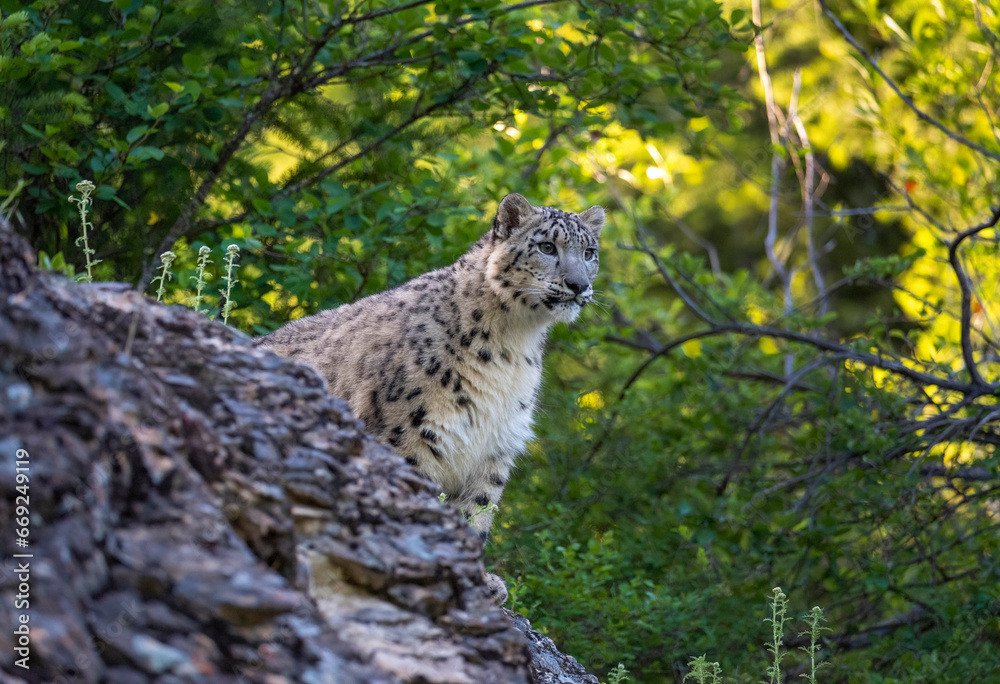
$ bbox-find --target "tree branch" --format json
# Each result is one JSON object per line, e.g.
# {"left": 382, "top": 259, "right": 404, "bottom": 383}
{"left": 753, "top": 0, "right": 791, "bottom": 321}
{"left": 521, "top": 120, "right": 572, "bottom": 180}
{"left": 137, "top": 0, "right": 564, "bottom": 289}
{"left": 277, "top": 70, "right": 490, "bottom": 200}
{"left": 819, "top": 0, "right": 1000, "bottom": 164}
{"left": 947, "top": 206, "right": 1000, "bottom": 387}
{"left": 789, "top": 69, "right": 826, "bottom": 315}
{"left": 718, "top": 353, "right": 851, "bottom": 495}
{"left": 607, "top": 316, "right": 989, "bottom": 397}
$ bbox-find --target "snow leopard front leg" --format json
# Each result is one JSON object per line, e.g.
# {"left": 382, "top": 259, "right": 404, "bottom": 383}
{"left": 459, "top": 474, "right": 510, "bottom": 605}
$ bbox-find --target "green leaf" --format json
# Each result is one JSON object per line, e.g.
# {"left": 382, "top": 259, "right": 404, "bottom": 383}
{"left": 105, "top": 81, "right": 126, "bottom": 102}
{"left": 94, "top": 185, "right": 117, "bottom": 200}
{"left": 182, "top": 52, "right": 204, "bottom": 72}
{"left": 128, "top": 146, "right": 165, "bottom": 161}
{"left": 21, "top": 123, "right": 45, "bottom": 138}
{"left": 147, "top": 102, "right": 169, "bottom": 118}
{"left": 183, "top": 80, "right": 202, "bottom": 101}
{"left": 126, "top": 126, "right": 149, "bottom": 144}
{"left": 344, "top": 214, "right": 363, "bottom": 231}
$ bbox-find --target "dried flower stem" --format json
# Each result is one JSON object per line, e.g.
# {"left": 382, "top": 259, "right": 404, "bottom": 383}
{"left": 221, "top": 244, "right": 240, "bottom": 325}
{"left": 192, "top": 246, "right": 213, "bottom": 313}
{"left": 68, "top": 180, "right": 100, "bottom": 282}
{"left": 152, "top": 251, "right": 176, "bottom": 302}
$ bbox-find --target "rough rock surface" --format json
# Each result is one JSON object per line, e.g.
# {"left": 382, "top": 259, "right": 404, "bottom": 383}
{"left": 0, "top": 224, "right": 598, "bottom": 684}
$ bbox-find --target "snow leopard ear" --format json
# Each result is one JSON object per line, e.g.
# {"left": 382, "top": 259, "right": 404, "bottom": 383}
{"left": 578, "top": 205, "right": 605, "bottom": 239}
{"left": 492, "top": 193, "right": 535, "bottom": 240}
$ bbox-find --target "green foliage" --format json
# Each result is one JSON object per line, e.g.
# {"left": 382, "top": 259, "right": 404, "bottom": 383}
{"left": 685, "top": 656, "right": 722, "bottom": 684}
{"left": 3, "top": 0, "right": 741, "bottom": 327}
{"left": 680, "top": 591, "right": 829, "bottom": 684}
{"left": 35, "top": 250, "right": 75, "bottom": 279}
{"left": 470, "top": 499, "right": 500, "bottom": 522}
{"left": 606, "top": 663, "right": 631, "bottom": 684}
{"left": 9, "top": 1, "right": 1000, "bottom": 682}
{"left": 489, "top": 1, "right": 1000, "bottom": 680}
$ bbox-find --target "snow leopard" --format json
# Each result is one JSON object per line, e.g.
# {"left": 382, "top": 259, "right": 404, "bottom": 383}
{"left": 256, "top": 192, "right": 604, "bottom": 603}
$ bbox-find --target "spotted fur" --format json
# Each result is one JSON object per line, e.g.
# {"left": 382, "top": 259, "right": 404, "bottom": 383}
{"left": 255, "top": 193, "right": 604, "bottom": 599}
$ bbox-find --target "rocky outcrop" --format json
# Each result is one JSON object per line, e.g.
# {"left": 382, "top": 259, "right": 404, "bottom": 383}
{"left": 0, "top": 224, "right": 598, "bottom": 684}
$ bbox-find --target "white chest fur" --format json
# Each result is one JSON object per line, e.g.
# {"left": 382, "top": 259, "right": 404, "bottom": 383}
{"left": 430, "top": 334, "right": 544, "bottom": 494}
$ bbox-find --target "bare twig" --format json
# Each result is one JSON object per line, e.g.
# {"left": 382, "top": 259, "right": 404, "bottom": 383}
{"left": 718, "top": 353, "right": 851, "bottom": 495}
{"left": 947, "top": 206, "right": 1000, "bottom": 387}
{"left": 613, "top": 327, "right": 734, "bottom": 399}
{"left": 634, "top": 232, "right": 716, "bottom": 326}
{"left": 818, "top": 206, "right": 911, "bottom": 217}
{"left": 644, "top": 143, "right": 722, "bottom": 276}
{"left": 753, "top": 0, "right": 790, "bottom": 316}
{"left": 139, "top": 0, "right": 561, "bottom": 289}
{"left": 754, "top": 0, "right": 794, "bottom": 375}
{"left": 819, "top": 0, "right": 1000, "bottom": 164}
{"left": 789, "top": 70, "right": 826, "bottom": 315}
{"left": 521, "top": 120, "right": 572, "bottom": 180}
{"left": 608, "top": 313, "right": 990, "bottom": 396}
{"left": 881, "top": 175, "right": 949, "bottom": 235}
{"left": 670, "top": 214, "right": 722, "bottom": 277}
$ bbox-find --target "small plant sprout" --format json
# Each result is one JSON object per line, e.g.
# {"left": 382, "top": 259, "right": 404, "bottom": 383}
{"left": 437, "top": 492, "right": 448, "bottom": 503}
{"left": 151, "top": 251, "right": 176, "bottom": 302}
{"left": 469, "top": 500, "right": 499, "bottom": 524}
{"left": 605, "top": 662, "right": 630, "bottom": 684}
{"left": 684, "top": 656, "right": 722, "bottom": 684}
{"left": 192, "top": 246, "right": 213, "bottom": 313}
{"left": 799, "top": 606, "right": 828, "bottom": 684}
{"left": 68, "top": 180, "right": 100, "bottom": 282}
{"left": 765, "top": 587, "right": 791, "bottom": 684}
{"left": 221, "top": 243, "right": 240, "bottom": 325}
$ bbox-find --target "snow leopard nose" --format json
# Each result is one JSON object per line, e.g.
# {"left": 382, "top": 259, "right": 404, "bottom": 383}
{"left": 564, "top": 278, "right": 587, "bottom": 295}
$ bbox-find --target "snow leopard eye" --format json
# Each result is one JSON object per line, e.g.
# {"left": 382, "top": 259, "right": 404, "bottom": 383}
{"left": 538, "top": 241, "right": 556, "bottom": 255}
{"left": 584, "top": 248, "right": 597, "bottom": 261}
